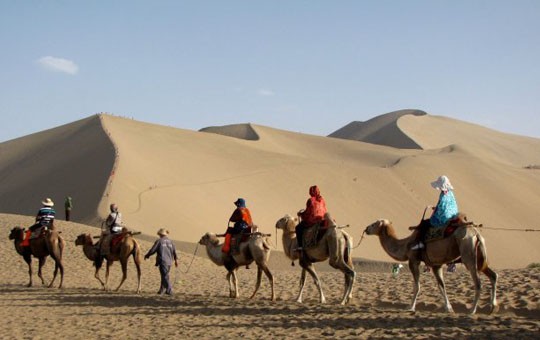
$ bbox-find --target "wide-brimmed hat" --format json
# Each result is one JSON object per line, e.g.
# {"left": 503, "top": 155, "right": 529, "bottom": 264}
{"left": 431, "top": 175, "right": 454, "bottom": 191}
{"left": 157, "top": 228, "right": 169, "bottom": 236}
{"left": 41, "top": 198, "right": 54, "bottom": 207}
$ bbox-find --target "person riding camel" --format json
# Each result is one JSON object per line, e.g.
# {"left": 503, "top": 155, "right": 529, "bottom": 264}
{"left": 100, "top": 203, "right": 123, "bottom": 256}
{"left": 222, "top": 198, "right": 253, "bottom": 254}
{"left": 411, "top": 175, "right": 459, "bottom": 250}
{"left": 296, "top": 185, "right": 327, "bottom": 251}
{"left": 22, "top": 198, "right": 56, "bottom": 246}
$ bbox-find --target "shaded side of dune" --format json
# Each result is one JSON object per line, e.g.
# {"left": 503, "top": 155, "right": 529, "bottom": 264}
{"left": 0, "top": 115, "right": 116, "bottom": 224}
{"left": 329, "top": 109, "right": 426, "bottom": 149}
{"left": 199, "top": 123, "right": 260, "bottom": 141}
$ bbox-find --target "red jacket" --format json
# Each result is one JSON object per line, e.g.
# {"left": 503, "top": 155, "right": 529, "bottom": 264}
{"left": 301, "top": 186, "right": 327, "bottom": 225}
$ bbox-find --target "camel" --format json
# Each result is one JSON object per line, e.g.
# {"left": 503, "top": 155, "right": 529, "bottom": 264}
{"left": 198, "top": 232, "right": 275, "bottom": 301}
{"left": 9, "top": 226, "right": 65, "bottom": 288}
{"left": 275, "top": 214, "right": 355, "bottom": 305}
{"left": 364, "top": 219, "right": 498, "bottom": 315}
{"left": 75, "top": 232, "right": 142, "bottom": 293}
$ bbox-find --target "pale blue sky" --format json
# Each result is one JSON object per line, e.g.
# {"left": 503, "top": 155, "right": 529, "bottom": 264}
{"left": 1, "top": 0, "right": 539, "bottom": 142}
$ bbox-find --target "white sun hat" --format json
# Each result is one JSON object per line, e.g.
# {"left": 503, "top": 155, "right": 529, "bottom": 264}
{"left": 431, "top": 175, "right": 454, "bottom": 191}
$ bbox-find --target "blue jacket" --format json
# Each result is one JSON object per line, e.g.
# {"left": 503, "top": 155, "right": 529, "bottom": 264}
{"left": 430, "top": 190, "right": 459, "bottom": 228}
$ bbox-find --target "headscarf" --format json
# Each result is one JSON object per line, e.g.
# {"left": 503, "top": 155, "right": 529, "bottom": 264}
{"left": 309, "top": 185, "right": 322, "bottom": 201}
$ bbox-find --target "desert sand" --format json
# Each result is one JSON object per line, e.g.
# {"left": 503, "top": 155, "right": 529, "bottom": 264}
{"left": 1, "top": 214, "right": 539, "bottom": 339}
{"left": 1, "top": 110, "right": 539, "bottom": 338}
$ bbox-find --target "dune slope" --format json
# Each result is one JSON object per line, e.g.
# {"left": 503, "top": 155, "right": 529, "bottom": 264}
{"left": 1, "top": 113, "right": 540, "bottom": 268}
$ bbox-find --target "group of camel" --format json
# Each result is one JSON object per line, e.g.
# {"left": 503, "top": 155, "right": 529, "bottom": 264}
{"left": 8, "top": 212, "right": 499, "bottom": 315}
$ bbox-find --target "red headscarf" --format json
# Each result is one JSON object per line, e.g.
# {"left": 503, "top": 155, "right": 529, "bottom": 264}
{"left": 309, "top": 185, "right": 322, "bottom": 201}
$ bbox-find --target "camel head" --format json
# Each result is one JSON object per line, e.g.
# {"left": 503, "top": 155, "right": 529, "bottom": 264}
{"left": 9, "top": 226, "right": 25, "bottom": 241}
{"left": 364, "top": 219, "right": 391, "bottom": 236}
{"left": 75, "top": 233, "right": 92, "bottom": 246}
{"left": 275, "top": 214, "right": 297, "bottom": 232}
{"left": 199, "top": 232, "right": 220, "bottom": 246}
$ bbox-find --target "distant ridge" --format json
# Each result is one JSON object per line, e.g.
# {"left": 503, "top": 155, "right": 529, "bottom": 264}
{"left": 329, "top": 109, "right": 427, "bottom": 149}
{"left": 199, "top": 123, "right": 260, "bottom": 141}
{"left": 0, "top": 115, "right": 116, "bottom": 223}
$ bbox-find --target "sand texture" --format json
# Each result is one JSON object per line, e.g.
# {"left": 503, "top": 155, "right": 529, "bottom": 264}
{"left": 1, "top": 214, "right": 539, "bottom": 339}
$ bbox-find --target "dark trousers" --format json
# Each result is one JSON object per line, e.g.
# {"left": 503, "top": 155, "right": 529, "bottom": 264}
{"left": 295, "top": 221, "right": 307, "bottom": 248}
{"left": 158, "top": 263, "right": 173, "bottom": 294}
{"left": 65, "top": 209, "right": 71, "bottom": 221}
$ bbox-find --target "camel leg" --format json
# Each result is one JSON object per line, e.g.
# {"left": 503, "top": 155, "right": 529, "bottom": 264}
{"left": 24, "top": 255, "right": 33, "bottom": 287}
{"left": 37, "top": 257, "right": 47, "bottom": 286}
{"left": 262, "top": 265, "right": 275, "bottom": 301}
{"left": 115, "top": 258, "right": 128, "bottom": 292}
{"left": 463, "top": 262, "right": 483, "bottom": 315}
{"left": 340, "top": 265, "right": 356, "bottom": 305}
{"left": 48, "top": 253, "right": 64, "bottom": 289}
{"left": 250, "top": 266, "right": 263, "bottom": 299}
{"left": 105, "top": 261, "right": 112, "bottom": 291}
{"left": 48, "top": 262, "right": 58, "bottom": 288}
{"left": 232, "top": 269, "right": 239, "bottom": 298}
{"left": 432, "top": 265, "right": 454, "bottom": 313}
{"left": 408, "top": 260, "right": 421, "bottom": 312}
{"left": 134, "top": 255, "right": 142, "bottom": 294}
{"left": 482, "top": 266, "right": 499, "bottom": 314}
{"left": 226, "top": 272, "right": 234, "bottom": 298}
{"left": 94, "top": 263, "right": 106, "bottom": 289}
{"left": 303, "top": 263, "right": 326, "bottom": 304}
{"left": 296, "top": 269, "right": 308, "bottom": 303}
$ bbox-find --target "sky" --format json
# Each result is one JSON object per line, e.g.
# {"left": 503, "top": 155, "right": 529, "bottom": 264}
{"left": 1, "top": 0, "right": 539, "bottom": 142}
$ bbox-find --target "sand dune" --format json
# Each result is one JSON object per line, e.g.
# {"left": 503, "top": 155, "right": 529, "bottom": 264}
{"left": 328, "top": 109, "right": 427, "bottom": 149}
{"left": 200, "top": 123, "right": 260, "bottom": 141}
{"left": 1, "top": 213, "right": 538, "bottom": 339}
{"left": 1, "top": 112, "right": 539, "bottom": 269}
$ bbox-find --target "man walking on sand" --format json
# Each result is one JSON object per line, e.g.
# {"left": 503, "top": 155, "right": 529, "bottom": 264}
{"left": 144, "top": 228, "right": 178, "bottom": 295}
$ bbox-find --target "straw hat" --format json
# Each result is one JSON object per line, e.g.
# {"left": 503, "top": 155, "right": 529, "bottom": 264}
{"left": 157, "top": 228, "right": 169, "bottom": 236}
{"left": 41, "top": 198, "right": 54, "bottom": 207}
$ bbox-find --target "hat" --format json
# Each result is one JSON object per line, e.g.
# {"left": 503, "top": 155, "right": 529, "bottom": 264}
{"left": 431, "top": 175, "right": 454, "bottom": 191}
{"left": 234, "top": 198, "right": 246, "bottom": 207}
{"left": 41, "top": 198, "right": 54, "bottom": 207}
{"left": 157, "top": 228, "right": 169, "bottom": 236}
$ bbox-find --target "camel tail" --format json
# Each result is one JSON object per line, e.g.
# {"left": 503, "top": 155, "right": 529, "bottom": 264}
{"left": 262, "top": 237, "right": 272, "bottom": 251}
{"left": 475, "top": 232, "right": 489, "bottom": 272}
{"left": 343, "top": 231, "right": 353, "bottom": 265}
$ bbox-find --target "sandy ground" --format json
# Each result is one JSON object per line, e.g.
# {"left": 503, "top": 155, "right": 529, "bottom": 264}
{"left": 1, "top": 215, "right": 538, "bottom": 339}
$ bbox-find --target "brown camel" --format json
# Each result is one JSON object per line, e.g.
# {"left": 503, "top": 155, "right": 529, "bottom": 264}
{"left": 275, "top": 214, "right": 355, "bottom": 305}
{"left": 75, "top": 232, "right": 142, "bottom": 293}
{"left": 364, "top": 219, "right": 498, "bottom": 314}
{"left": 199, "top": 232, "right": 275, "bottom": 301}
{"left": 9, "top": 226, "right": 65, "bottom": 288}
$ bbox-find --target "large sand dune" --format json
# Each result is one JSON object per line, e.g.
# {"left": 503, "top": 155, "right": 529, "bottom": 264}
{"left": 1, "top": 112, "right": 539, "bottom": 268}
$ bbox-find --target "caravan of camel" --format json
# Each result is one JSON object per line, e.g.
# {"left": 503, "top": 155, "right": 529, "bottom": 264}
{"left": 8, "top": 211, "right": 498, "bottom": 316}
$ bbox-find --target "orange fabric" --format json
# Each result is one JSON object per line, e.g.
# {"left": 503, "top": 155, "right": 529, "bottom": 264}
{"left": 222, "top": 233, "right": 232, "bottom": 253}
{"left": 240, "top": 207, "right": 253, "bottom": 226}
{"left": 21, "top": 230, "right": 31, "bottom": 247}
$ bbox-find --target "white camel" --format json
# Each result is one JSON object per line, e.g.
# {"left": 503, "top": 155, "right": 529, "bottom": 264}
{"left": 199, "top": 232, "right": 275, "bottom": 301}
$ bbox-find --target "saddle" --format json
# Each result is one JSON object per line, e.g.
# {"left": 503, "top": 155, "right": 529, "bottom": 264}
{"left": 111, "top": 233, "right": 126, "bottom": 249}
{"left": 424, "top": 213, "right": 472, "bottom": 243}
{"left": 302, "top": 222, "right": 329, "bottom": 250}
{"left": 230, "top": 229, "right": 252, "bottom": 255}
{"left": 29, "top": 226, "right": 48, "bottom": 240}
